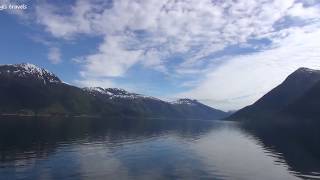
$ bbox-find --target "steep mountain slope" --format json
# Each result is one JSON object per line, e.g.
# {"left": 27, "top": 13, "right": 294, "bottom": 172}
{"left": 221, "top": 67, "right": 320, "bottom": 167}
{"left": 281, "top": 80, "right": 320, "bottom": 120}
{"left": 228, "top": 67, "right": 320, "bottom": 120}
{"left": 0, "top": 63, "right": 227, "bottom": 119}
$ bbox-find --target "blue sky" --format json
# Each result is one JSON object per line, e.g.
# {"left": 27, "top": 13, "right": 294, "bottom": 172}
{"left": 0, "top": 0, "right": 320, "bottom": 111}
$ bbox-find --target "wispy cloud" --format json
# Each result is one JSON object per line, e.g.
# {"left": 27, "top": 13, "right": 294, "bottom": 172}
{"left": 12, "top": 0, "right": 320, "bottom": 110}
{"left": 48, "top": 47, "right": 61, "bottom": 64}
{"left": 34, "top": 0, "right": 299, "bottom": 76}
{"left": 178, "top": 23, "right": 320, "bottom": 110}
{"left": 74, "top": 78, "right": 115, "bottom": 88}
{"left": 80, "top": 36, "right": 143, "bottom": 77}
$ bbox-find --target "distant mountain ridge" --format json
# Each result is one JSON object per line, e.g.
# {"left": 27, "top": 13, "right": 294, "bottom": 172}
{"left": 229, "top": 67, "right": 320, "bottom": 121}
{"left": 82, "top": 87, "right": 227, "bottom": 119}
{"left": 0, "top": 63, "right": 228, "bottom": 120}
{"left": 170, "top": 98, "right": 228, "bottom": 120}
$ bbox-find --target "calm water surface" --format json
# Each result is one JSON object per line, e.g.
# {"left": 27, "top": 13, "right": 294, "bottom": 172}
{"left": 0, "top": 116, "right": 319, "bottom": 180}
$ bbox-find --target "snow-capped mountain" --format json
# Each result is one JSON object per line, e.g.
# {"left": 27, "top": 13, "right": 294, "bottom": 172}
{"left": 0, "top": 63, "right": 61, "bottom": 84}
{"left": 0, "top": 63, "right": 228, "bottom": 119}
{"left": 170, "top": 98, "right": 200, "bottom": 106}
{"left": 83, "top": 87, "right": 162, "bottom": 101}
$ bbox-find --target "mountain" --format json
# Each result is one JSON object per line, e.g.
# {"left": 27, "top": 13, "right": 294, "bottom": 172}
{"left": 83, "top": 87, "right": 228, "bottom": 119}
{"left": 0, "top": 63, "right": 228, "bottom": 119}
{"left": 228, "top": 67, "right": 320, "bottom": 120}
{"left": 83, "top": 87, "right": 179, "bottom": 118}
{"left": 281, "top": 79, "right": 320, "bottom": 120}
{"left": 230, "top": 68, "right": 320, "bottom": 163}
{"left": 0, "top": 63, "right": 106, "bottom": 115}
{"left": 0, "top": 63, "right": 61, "bottom": 84}
{"left": 83, "top": 87, "right": 161, "bottom": 101}
{"left": 170, "top": 99, "right": 228, "bottom": 120}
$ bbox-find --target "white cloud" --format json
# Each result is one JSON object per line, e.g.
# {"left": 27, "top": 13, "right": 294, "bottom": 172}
{"left": 287, "top": 2, "right": 320, "bottom": 19}
{"left": 74, "top": 78, "right": 115, "bottom": 88}
{"left": 35, "top": 1, "right": 98, "bottom": 38}
{"left": 48, "top": 47, "right": 61, "bottom": 64}
{"left": 34, "top": 0, "right": 297, "bottom": 77}
{"left": 178, "top": 23, "right": 320, "bottom": 111}
{"left": 80, "top": 36, "right": 143, "bottom": 77}
{"left": 28, "top": 0, "right": 320, "bottom": 110}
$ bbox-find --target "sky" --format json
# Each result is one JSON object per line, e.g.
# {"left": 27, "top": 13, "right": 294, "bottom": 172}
{"left": 0, "top": 0, "right": 320, "bottom": 111}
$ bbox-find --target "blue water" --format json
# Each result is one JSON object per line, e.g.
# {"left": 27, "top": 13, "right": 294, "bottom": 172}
{"left": 0, "top": 117, "right": 319, "bottom": 180}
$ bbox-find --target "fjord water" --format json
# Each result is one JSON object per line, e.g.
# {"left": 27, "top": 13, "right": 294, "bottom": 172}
{"left": 0, "top": 117, "right": 319, "bottom": 180}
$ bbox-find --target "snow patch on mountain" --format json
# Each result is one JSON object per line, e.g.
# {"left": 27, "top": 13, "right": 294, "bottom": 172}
{"left": 170, "top": 98, "right": 199, "bottom": 105}
{"left": 83, "top": 87, "right": 162, "bottom": 101}
{"left": 0, "top": 63, "right": 61, "bottom": 84}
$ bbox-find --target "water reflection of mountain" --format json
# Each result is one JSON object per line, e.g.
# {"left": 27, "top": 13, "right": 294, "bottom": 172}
{"left": 0, "top": 116, "right": 215, "bottom": 162}
{"left": 243, "top": 121, "right": 320, "bottom": 179}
